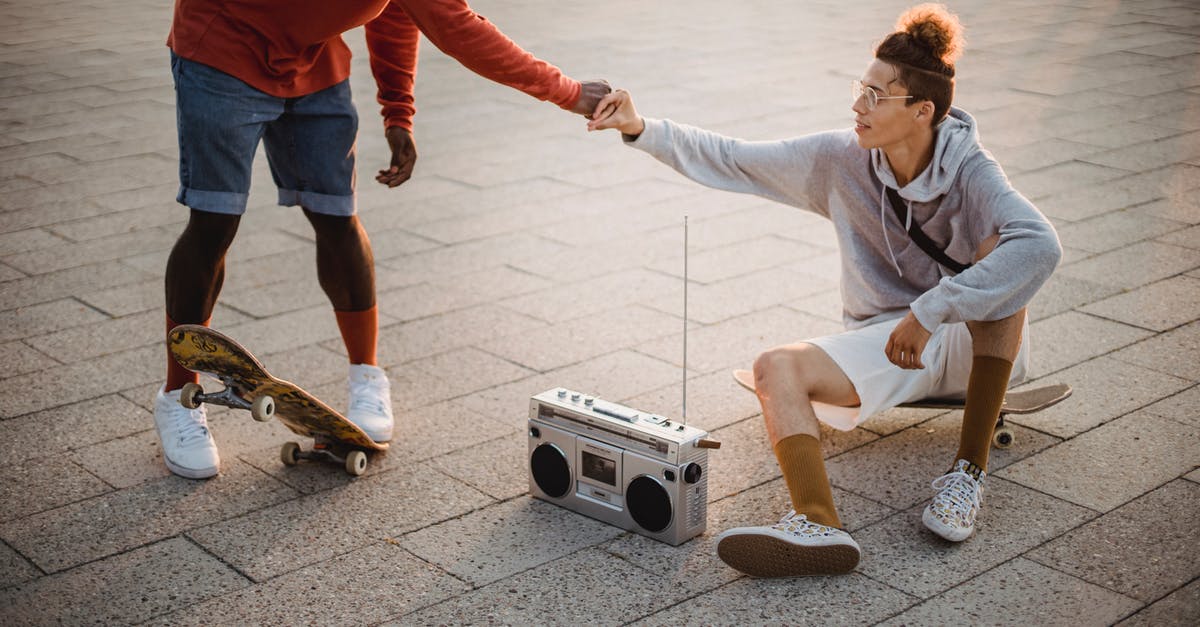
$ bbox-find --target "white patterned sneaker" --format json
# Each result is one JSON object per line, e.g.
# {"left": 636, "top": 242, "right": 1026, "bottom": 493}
{"left": 715, "top": 510, "right": 861, "bottom": 577}
{"left": 153, "top": 385, "right": 219, "bottom": 479}
{"left": 346, "top": 364, "right": 393, "bottom": 442}
{"left": 922, "top": 459, "right": 985, "bottom": 542}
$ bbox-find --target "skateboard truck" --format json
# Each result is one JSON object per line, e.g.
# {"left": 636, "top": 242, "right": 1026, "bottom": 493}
{"left": 281, "top": 437, "right": 368, "bottom": 476}
{"left": 178, "top": 380, "right": 276, "bottom": 422}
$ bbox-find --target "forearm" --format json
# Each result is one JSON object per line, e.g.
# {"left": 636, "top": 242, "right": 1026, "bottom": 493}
{"left": 365, "top": 3, "right": 421, "bottom": 130}
{"left": 910, "top": 219, "right": 1062, "bottom": 328}
{"left": 394, "top": 0, "right": 580, "bottom": 109}
{"left": 627, "top": 117, "right": 815, "bottom": 208}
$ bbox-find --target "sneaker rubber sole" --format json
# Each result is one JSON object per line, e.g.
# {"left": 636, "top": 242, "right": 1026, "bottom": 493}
{"left": 161, "top": 452, "right": 219, "bottom": 480}
{"left": 922, "top": 507, "right": 973, "bottom": 542}
{"left": 717, "top": 532, "right": 860, "bottom": 577}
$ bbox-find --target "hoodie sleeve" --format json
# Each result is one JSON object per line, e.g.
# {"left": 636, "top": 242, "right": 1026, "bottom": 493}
{"left": 910, "top": 156, "right": 1062, "bottom": 329}
{"left": 364, "top": 2, "right": 421, "bottom": 131}
{"left": 625, "top": 117, "right": 836, "bottom": 215}
{"left": 394, "top": 0, "right": 580, "bottom": 110}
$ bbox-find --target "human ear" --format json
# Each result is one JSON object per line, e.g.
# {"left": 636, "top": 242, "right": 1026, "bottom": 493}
{"left": 916, "top": 100, "right": 934, "bottom": 121}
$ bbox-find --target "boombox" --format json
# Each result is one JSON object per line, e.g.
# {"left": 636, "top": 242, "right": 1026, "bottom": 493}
{"left": 527, "top": 388, "right": 719, "bottom": 545}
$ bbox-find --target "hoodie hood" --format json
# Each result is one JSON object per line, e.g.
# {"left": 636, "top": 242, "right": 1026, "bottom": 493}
{"left": 871, "top": 106, "right": 980, "bottom": 202}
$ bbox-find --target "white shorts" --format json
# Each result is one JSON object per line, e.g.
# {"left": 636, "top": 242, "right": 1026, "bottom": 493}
{"left": 804, "top": 316, "right": 1030, "bottom": 431}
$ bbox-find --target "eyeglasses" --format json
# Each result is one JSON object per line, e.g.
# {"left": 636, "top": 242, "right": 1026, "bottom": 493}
{"left": 851, "top": 80, "right": 913, "bottom": 110}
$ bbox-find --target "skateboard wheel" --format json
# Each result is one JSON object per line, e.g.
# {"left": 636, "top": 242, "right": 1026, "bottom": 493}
{"left": 251, "top": 395, "right": 275, "bottom": 422}
{"left": 345, "top": 450, "right": 367, "bottom": 476}
{"left": 280, "top": 442, "right": 301, "bottom": 466}
{"left": 179, "top": 383, "right": 203, "bottom": 410}
{"left": 993, "top": 426, "right": 1014, "bottom": 449}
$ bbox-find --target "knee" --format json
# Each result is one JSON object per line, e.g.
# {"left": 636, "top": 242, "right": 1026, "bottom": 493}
{"left": 306, "top": 211, "right": 361, "bottom": 240}
{"left": 178, "top": 210, "right": 240, "bottom": 256}
{"left": 753, "top": 347, "right": 803, "bottom": 391}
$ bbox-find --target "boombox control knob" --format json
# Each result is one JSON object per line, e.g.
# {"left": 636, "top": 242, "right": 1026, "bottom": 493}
{"left": 683, "top": 462, "right": 703, "bottom": 484}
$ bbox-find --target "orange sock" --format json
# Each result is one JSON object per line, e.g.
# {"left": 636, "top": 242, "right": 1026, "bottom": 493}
{"left": 335, "top": 306, "right": 378, "bottom": 366}
{"left": 164, "top": 314, "right": 205, "bottom": 392}
{"left": 955, "top": 355, "right": 1014, "bottom": 471}
{"left": 774, "top": 434, "right": 842, "bottom": 528}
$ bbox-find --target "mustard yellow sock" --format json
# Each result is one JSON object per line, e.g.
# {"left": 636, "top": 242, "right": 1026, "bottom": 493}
{"left": 955, "top": 355, "right": 1014, "bottom": 471}
{"left": 773, "top": 434, "right": 841, "bottom": 528}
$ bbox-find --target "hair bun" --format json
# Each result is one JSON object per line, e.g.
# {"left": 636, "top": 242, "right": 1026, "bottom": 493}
{"left": 897, "top": 3, "right": 965, "bottom": 67}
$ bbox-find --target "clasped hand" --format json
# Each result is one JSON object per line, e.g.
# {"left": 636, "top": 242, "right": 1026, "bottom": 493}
{"left": 586, "top": 89, "right": 645, "bottom": 136}
{"left": 886, "top": 312, "right": 932, "bottom": 370}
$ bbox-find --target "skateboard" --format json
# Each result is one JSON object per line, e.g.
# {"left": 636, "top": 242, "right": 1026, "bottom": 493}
{"left": 167, "top": 324, "right": 388, "bottom": 475}
{"left": 731, "top": 369, "right": 1071, "bottom": 449}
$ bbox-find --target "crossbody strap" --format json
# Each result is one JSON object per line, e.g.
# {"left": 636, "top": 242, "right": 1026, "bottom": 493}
{"left": 885, "top": 187, "right": 972, "bottom": 275}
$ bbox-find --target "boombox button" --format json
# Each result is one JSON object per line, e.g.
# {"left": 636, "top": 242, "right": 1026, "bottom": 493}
{"left": 683, "top": 462, "right": 703, "bottom": 484}
{"left": 663, "top": 469, "right": 676, "bottom": 482}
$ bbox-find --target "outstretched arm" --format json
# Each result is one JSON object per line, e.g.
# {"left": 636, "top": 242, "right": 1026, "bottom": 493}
{"left": 588, "top": 89, "right": 834, "bottom": 213}
{"left": 388, "top": 0, "right": 608, "bottom": 115}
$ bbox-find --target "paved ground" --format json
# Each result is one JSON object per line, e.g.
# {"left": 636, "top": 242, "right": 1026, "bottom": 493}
{"left": 1, "top": 0, "right": 1198, "bottom": 624}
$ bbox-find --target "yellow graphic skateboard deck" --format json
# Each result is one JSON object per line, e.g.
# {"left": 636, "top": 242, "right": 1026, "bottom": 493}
{"left": 168, "top": 324, "right": 387, "bottom": 475}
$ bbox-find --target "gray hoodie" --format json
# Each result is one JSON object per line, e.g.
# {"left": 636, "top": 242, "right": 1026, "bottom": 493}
{"left": 625, "top": 107, "right": 1062, "bottom": 331}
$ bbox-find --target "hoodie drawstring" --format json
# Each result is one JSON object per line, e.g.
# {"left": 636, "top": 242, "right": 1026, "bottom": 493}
{"left": 880, "top": 186, "right": 904, "bottom": 279}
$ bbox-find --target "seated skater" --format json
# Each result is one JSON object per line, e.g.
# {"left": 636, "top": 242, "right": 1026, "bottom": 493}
{"left": 156, "top": 0, "right": 610, "bottom": 479}
{"left": 588, "top": 4, "right": 1060, "bottom": 576}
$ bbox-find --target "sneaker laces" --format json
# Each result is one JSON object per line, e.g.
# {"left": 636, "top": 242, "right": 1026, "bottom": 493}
{"left": 170, "top": 405, "right": 211, "bottom": 446}
{"left": 349, "top": 378, "right": 388, "bottom": 414}
{"left": 930, "top": 470, "right": 982, "bottom": 515}
{"left": 774, "top": 510, "right": 839, "bottom": 536}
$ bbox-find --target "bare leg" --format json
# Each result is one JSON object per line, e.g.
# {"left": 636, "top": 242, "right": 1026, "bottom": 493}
{"left": 164, "top": 209, "right": 241, "bottom": 323}
{"left": 163, "top": 209, "right": 240, "bottom": 391}
{"left": 753, "top": 343, "right": 860, "bottom": 528}
{"left": 753, "top": 344, "right": 861, "bottom": 445}
{"left": 303, "top": 209, "right": 375, "bottom": 311}
{"left": 304, "top": 209, "right": 379, "bottom": 366}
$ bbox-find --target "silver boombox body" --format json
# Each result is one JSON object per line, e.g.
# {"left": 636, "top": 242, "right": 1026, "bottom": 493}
{"left": 527, "top": 388, "right": 711, "bottom": 545}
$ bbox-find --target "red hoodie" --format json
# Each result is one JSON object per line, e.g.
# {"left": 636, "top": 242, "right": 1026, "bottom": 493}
{"left": 167, "top": 0, "right": 582, "bottom": 131}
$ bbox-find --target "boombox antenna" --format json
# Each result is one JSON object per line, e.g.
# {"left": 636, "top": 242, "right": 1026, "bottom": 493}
{"left": 682, "top": 215, "right": 688, "bottom": 425}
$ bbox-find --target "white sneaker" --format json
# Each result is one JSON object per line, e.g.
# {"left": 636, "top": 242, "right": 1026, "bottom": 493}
{"left": 922, "top": 459, "right": 985, "bottom": 542}
{"left": 716, "top": 510, "right": 861, "bottom": 577}
{"left": 153, "top": 385, "right": 219, "bottom": 479}
{"left": 346, "top": 364, "right": 393, "bottom": 442}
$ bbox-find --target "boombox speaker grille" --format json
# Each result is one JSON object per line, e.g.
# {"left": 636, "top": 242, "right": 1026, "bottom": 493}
{"left": 531, "top": 443, "right": 571, "bottom": 498}
{"left": 627, "top": 476, "right": 672, "bottom": 532}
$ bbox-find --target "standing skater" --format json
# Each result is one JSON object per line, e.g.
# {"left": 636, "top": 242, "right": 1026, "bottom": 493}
{"left": 156, "top": 0, "right": 610, "bottom": 479}
{"left": 589, "top": 4, "right": 1060, "bottom": 575}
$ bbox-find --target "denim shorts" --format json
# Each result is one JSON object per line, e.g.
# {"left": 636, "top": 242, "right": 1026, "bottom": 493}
{"left": 171, "top": 52, "right": 358, "bottom": 216}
